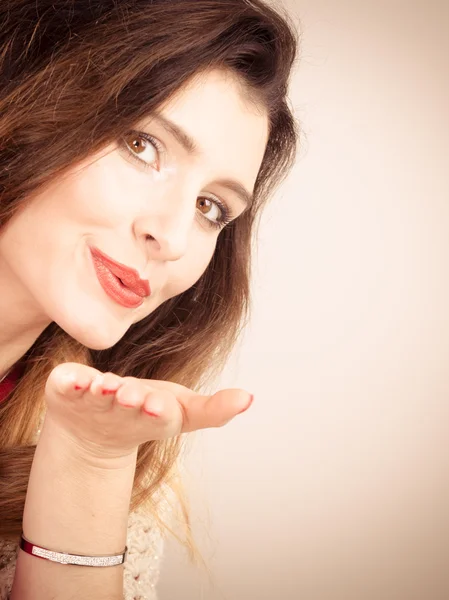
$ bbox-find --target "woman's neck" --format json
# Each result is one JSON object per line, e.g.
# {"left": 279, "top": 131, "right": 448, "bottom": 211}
{"left": 0, "top": 365, "right": 13, "bottom": 383}
{"left": 0, "top": 255, "right": 51, "bottom": 376}
{"left": 0, "top": 330, "right": 43, "bottom": 379}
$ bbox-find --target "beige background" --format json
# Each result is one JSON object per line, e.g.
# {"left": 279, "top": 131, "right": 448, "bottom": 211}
{"left": 158, "top": 1, "right": 449, "bottom": 599}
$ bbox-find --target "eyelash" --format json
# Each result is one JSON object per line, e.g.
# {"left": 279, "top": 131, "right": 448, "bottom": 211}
{"left": 120, "top": 131, "right": 235, "bottom": 230}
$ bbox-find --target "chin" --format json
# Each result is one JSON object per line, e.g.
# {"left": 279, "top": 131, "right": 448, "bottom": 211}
{"left": 80, "top": 337, "right": 122, "bottom": 351}
{"left": 55, "top": 318, "right": 126, "bottom": 351}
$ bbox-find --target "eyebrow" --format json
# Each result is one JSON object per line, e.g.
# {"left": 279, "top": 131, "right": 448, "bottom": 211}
{"left": 214, "top": 178, "right": 254, "bottom": 210}
{"left": 151, "top": 113, "right": 255, "bottom": 209}
{"left": 152, "top": 113, "right": 199, "bottom": 155}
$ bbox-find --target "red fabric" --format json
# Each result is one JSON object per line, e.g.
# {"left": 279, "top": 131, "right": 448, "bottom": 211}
{"left": 0, "top": 362, "right": 25, "bottom": 403}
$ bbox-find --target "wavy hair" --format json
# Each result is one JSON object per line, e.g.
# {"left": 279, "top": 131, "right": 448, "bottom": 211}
{"left": 0, "top": 0, "right": 300, "bottom": 559}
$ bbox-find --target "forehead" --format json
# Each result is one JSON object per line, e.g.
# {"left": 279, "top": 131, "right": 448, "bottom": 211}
{"left": 154, "top": 69, "right": 269, "bottom": 184}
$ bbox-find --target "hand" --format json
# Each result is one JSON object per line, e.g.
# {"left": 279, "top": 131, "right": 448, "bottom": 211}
{"left": 42, "top": 362, "right": 254, "bottom": 462}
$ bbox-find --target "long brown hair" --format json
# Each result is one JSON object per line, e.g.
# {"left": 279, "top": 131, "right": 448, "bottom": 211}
{"left": 0, "top": 0, "right": 299, "bottom": 556}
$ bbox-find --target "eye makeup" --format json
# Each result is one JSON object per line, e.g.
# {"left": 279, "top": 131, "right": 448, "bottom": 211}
{"left": 119, "top": 130, "right": 236, "bottom": 230}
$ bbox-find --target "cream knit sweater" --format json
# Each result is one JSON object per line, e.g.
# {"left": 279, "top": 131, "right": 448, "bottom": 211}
{"left": 0, "top": 409, "right": 170, "bottom": 600}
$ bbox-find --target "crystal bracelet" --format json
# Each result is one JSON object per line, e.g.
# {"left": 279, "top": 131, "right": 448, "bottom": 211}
{"left": 20, "top": 533, "right": 128, "bottom": 567}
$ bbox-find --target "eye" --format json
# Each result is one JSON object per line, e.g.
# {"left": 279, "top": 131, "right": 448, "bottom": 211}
{"left": 121, "top": 130, "right": 237, "bottom": 231}
{"left": 197, "top": 196, "right": 234, "bottom": 230}
{"left": 121, "top": 131, "right": 164, "bottom": 171}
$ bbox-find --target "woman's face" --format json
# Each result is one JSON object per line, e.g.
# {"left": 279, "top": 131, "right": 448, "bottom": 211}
{"left": 0, "top": 69, "right": 268, "bottom": 349}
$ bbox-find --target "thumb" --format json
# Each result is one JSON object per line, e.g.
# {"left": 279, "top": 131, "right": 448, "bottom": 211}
{"left": 182, "top": 389, "right": 254, "bottom": 433}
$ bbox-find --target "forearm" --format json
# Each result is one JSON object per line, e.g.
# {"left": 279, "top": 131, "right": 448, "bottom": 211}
{"left": 11, "top": 416, "right": 138, "bottom": 600}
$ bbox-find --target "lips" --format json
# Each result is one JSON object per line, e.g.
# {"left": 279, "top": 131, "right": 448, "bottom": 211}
{"left": 89, "top": 246, "right": 151, "bottom": 298}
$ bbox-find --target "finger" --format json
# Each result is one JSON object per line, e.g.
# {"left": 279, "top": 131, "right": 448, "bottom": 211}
{"left": 140, "top": 379, "right": 253, "bottom": 423}
{"left": 141, "top": 388, "right": 184, "bottom": 436}
{"left": 47, "top": 362, "right": 102, "bottom": 398}
{"left": 115, "top": 382, "right": 184, "bottom": 436}
{"left": 114, "top": 379, "right": 150, "bottom": 410}
{"left": 88, "top": 372, "right": 124, "bottom": 410}
{"left": 180, "top": 388, "right": 254, "bottom": 433}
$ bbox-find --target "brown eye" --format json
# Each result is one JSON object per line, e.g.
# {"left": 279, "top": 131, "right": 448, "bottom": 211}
{"left": 197, "top": 197, "right": 213, "bottom": 216}
{"left": 196, "top": 196, "right": 234, "bottom": 231}
{"left": 124, "top": 133, "right": 147, "bottom": 154}
{"left": 122, "top": 131, "right": 161, "bottom": 170}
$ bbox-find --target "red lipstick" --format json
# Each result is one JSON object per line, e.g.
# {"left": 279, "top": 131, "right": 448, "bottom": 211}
{"left": 89, "top": 246, "right": 151, "bottom": 309}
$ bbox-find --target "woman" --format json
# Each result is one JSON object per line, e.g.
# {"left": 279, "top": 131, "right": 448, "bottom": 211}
{"left": 0, "top": 0, "right": 299, "bottom": 598}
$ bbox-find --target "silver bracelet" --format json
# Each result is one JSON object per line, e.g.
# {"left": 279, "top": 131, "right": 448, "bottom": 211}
{"left": 20, "top": 532, "right": 128, "bottom": 567}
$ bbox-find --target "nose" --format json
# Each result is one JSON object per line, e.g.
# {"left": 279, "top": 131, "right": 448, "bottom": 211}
{"left": 134, "top": 190, "right": 195, "bottom": 262}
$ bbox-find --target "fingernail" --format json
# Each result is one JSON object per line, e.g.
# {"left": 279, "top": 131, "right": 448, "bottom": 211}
{"left": 143, "top": 397, "right": 164, "bottom": 418}
{"left": 143, "top": 409, "right": 160, "bottom": 418}
{"left": 238, "top": 394, "right": 254, "bottom": 415}
{"left": 92, "top": 373, "right": 104, "bottom": 386}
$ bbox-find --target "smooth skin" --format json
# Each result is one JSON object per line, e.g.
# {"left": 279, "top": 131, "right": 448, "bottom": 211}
{"left": 44, "top": 362, "right": 254, "bottom": 463}
{"left": 0, "top": 69, "right": 268, "bottom": 369}
{"left": 11, "top": 364, "right": 253, "bottom": 599}
{"left": 7, "top": 68, "right": 267, "bottom": 599}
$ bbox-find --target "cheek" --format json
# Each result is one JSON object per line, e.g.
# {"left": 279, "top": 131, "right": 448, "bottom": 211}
{"left": 132, "top": 246, "right": 215, "bottom": 326}
{"left": 66, "top": 157, "right": 131, "bottom": 224}
{"left": 161, "top": 238, "right": 218, "bottom": 300}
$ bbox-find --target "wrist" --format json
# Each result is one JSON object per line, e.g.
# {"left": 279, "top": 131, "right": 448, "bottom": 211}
{"left": 39, "top": 414, "right": 139, "bottom": 472}
{"left": 23, "top": 415, "right": 137, "bottom": 557}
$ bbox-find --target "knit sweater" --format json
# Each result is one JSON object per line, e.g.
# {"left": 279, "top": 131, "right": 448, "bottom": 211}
{"left": 0, "top": 367, "right": 168, "bottom": 600}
